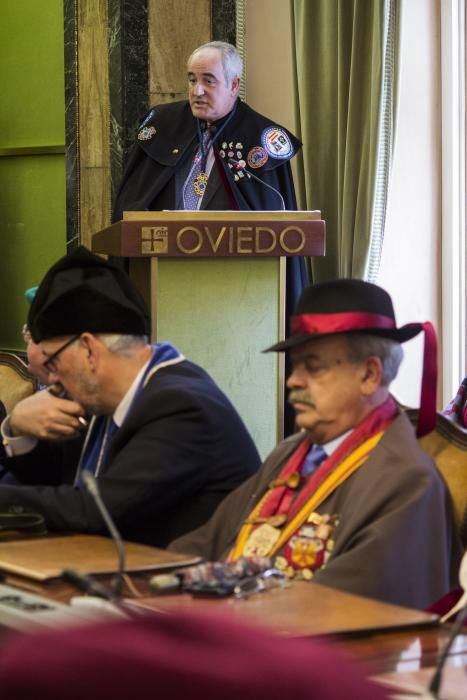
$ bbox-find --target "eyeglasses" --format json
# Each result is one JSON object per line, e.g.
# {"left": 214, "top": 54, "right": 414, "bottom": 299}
{"left": 43, "top": 335, "right": 81, "bottom": 373}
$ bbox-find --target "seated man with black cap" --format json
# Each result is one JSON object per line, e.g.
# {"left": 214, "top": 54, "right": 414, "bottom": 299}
{"left": 172, "top": 279, "right": 463, "bottom": 609}
{"left": 0, "top": 247, "right": 260, "bottom": 547}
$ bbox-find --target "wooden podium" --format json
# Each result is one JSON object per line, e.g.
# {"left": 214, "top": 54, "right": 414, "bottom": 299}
{"left": 92, "top": 211, "right": 325, "bottom": 457}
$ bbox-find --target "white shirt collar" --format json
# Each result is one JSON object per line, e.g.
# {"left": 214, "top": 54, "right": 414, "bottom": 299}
{"left": 320, "top": 429, "right": 353, "bottom": 457}
{"left": 112, "top": 355, "right": 152, "bottom": 427}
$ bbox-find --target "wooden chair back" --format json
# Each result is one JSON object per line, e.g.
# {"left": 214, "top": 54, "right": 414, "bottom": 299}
{"left": 0, "top": 352, "right": 37, "bottom": 415}
{"left": 406, "top": 408, "right": 467, "bottom": 547}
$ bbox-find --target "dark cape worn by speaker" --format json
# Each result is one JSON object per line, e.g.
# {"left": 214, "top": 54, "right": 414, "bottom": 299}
{"left": 112, "top": 99, "right": 302, "bottom": 220}
{"left": 171, "top": 409, "right": 463, "bottom": 609}
{"left": 0, "top": 359, "right": 261, "bottom": 548}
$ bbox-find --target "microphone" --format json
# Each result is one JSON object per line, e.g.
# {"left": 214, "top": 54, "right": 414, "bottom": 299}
{"left": 81, "top": 471, "right": 126, "bottom": 600}
{"left": 420, "top": 551, "right": 467, "bottom": 699}
{"left": 228, "top": 157, "right": 286, "bottom": 210}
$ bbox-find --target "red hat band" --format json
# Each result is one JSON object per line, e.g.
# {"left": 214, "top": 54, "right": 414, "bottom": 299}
{"left": 291, "top": 311, "right": 396, "bottom": 336}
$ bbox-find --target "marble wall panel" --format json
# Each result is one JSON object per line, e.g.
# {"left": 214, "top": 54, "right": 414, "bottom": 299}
{"left": 64, "top": 0, "right": 79, "bottom": 248}
{"left": 212, "top": 0, "right": 236, "bottom": 45}
{"left": 108, "top": 0, "right": 148, "bottom": 195}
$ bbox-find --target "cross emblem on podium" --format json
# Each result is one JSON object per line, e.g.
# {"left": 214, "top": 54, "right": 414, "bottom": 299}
{"left": 141, "top": 227, "right": 169, "bottom": 254}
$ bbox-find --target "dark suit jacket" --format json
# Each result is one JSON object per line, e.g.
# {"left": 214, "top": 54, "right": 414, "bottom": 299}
{"left": 0, "top": 360, "right": 261, "bottom": 547}
{"left": 172, "top": 411, "right": 463, "bottom": 608}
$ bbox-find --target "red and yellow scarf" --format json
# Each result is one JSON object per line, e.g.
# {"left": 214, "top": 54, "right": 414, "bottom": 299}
{"left": 228, "top": 396, "right": 397, "bottom": 562}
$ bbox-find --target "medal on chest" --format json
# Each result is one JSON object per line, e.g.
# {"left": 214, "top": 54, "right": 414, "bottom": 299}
{"left": 192, "top": 171, "right": 208, "bottom": 197}
{"left": 243, "top": 523, "right": 281, "bottom": 557}
{"left": 279, "top": 512, "right": 339, "bottom": 578}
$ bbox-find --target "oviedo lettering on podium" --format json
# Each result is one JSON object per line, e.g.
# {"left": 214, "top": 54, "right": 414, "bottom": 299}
{"left": 141, "top": 223, "right": 311, "bottom": 256}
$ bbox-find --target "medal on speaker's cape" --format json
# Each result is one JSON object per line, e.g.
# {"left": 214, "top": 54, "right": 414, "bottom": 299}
{"left": 191, "top": 106, "right": 238, "bottom": 200}
{"left": 193, "top": 171, "right": 208, "bottom": 197}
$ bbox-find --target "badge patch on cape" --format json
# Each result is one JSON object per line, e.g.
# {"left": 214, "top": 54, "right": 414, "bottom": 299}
{"left": 138, "top": 126, "right": 157, "bottom": 141}
{"left": 247, "top": 146, "right": 268, "bottom": 169}
{"left": 261, "top": 127, "right": 294, "bottom": 159}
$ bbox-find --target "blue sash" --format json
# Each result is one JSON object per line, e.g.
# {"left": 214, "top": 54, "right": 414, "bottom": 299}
{"left": 75, "top": 342, "right": 183, "bottom": 484}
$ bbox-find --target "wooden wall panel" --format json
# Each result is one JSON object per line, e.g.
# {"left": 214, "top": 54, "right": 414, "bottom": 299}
{"left": 77, "top": 0, "right": 111, "bottom": 248}
{"left": 148, "top": 0, "right": 211, "bottom": 105}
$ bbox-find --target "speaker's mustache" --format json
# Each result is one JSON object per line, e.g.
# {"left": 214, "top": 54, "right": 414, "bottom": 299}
{"left": 288, "top": 389, "right": 314, "bottom": 407}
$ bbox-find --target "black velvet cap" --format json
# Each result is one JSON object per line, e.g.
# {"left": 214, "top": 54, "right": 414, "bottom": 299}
{"left": 28, "top": 246, "right": 151, "bottom": 342}
{"left": 266, "top": 278, "right": 422, "bottom": 352}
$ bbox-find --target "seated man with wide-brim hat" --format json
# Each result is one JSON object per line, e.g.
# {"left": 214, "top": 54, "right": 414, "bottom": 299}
{"left": 172, "top": 279, "right": 463, "bottom": 609}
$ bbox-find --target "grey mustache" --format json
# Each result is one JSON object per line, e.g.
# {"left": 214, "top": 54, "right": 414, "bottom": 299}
{"left": 288, "top": 390, "right": 314, "bottom": 407}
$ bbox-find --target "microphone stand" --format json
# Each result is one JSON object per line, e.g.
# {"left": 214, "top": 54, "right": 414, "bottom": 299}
{"left": 420, "top": 602, "right": 467, "bottom": 699}
{"left": 228, "top": 157, "right": 286, "bottom": 210}
{"left": 62, "top": 470, "right": 128, "bottom": 616}
{"left": 81, "top": 471, "right": 126, "bottom": 600}
{"left": 60, "top": 473, "right": 155, "bottom": 622}
{"left": 421, "top": 550, "right": 467, "bottom": 698}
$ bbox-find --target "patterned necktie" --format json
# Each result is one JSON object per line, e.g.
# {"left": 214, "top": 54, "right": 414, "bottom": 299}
{"left": 301, "top": 444, "right": 327, "bottom": 477}
{"left": 183, "top": 128, "right": 211, "bottom": 209}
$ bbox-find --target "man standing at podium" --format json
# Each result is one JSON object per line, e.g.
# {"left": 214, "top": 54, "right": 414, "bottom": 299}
{"left": 112, "top": 41, "right": 307, "bottom": 437}
{"left": 0, "top": 247, "right": 261, "bottom": 547}
{"left": 112, "top": 41, "right": 301, "bottom": 218}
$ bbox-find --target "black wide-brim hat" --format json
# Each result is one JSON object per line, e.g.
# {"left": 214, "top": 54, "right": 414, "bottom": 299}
{"left": 265, "top": 278, "right": 437, "bottom": 438}
{"left": 266, "top": 279, "right": 422, "bottom": 352}
{"left": 28, "top": 246, "right": 151, "bottom": 342}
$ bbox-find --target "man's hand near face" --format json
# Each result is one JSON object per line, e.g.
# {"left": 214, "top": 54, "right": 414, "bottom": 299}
{"left": 9, "top": 389, "right": 87, "bottom": 441}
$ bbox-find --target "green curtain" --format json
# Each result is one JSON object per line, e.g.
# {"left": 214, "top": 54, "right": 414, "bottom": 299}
{"left": 290, "top": 0, "right": 400, "bottom": 282}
